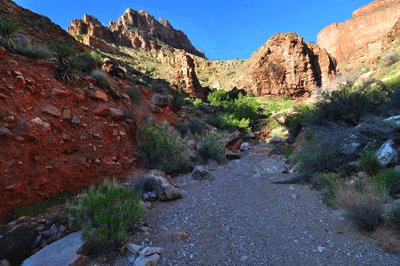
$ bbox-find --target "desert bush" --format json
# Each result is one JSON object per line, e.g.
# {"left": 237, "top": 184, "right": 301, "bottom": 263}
{"left": 207, "top": 89, "right": 230, "bottom": 106}
{"left": 291, "top": 125, "right": 352, "bottom": 172}
{"left": 50, "top": 42, "right": 76, "bottom": 63}
{"left": 188, "top": 120, "right": 204, "bottom": 135}
{"left": 378, "top": 89, "right": 400, "bottom": 117}
{"left": 125, "top": 87, "right": 142, "bottom": 103}
{"left": 269, "top": 126, "right": 287, "bottom": 138}
{"left": 137, "top": 119, "right": 192, "bottom": 175}
{"left": 380, "top": 52, "right": 400, "bottom": 67}
{"left": 85, "top": 49, "right": 104, "bottom": 66}
{"left": 90, "top": 70, "right": 120, "bottom": 97}
{"left": 67, "top": 181, "right": 142, "bottom": 247}
{"left": 334, "top": 185, "right": 387, "bottom": 231}
{"left": 313, "top": 82, "right": 388, "bottom": 125}
{"left": 196, "top": 131, "right": 225, "bottom": 163}
{"left": 387, "top": 202, "right": 400, "bottom": 231}
{"left": 75, "top": 34, "right": 83, "bottom": 41}
{"left": 193, "top": 98, "right": 203, "bottom": 106}
{"left": 72, "top": 54, "right": 97, "bottom": 74}
{"left": 15, "top": 43, "right": 53, "bottom": 59}
{"left": 0, "top": 15, "right": 19, "bottom": 51}
{"left": 373, "top": 168, "right": 400, "bottom": 195}
{"left": 358, "top": 144, "right": 380, "bottom": 175}
{"left": 173, "top": 122, "right": 189, "bottom": 138}
{"left": 316, "top": 172, "right": 344, "bottom": 206}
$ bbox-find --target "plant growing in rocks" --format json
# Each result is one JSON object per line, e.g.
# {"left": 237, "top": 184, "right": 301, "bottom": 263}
{"left": 50, "top": 42, "right": 76, "bottom": 82}
{"left": 0, "top": 15, "right": 19, "bottom": 51}
{"left": 67, "top": 181, "right": 142, "bottom": 247}
{"left": 373, "top": 168, "right": 400, "bottom": 195}
{"left": 333, "top": 184, "right": 387, "bottom": 231}
{"left": 196, "top": 131, "right": 225, "bottom": 164}
{"left": 137, "top": 119, "right": 193, "bottom": 175}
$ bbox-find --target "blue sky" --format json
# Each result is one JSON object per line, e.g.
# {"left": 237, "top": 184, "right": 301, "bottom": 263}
{"left": 14, "top": 0, "right": 372, "bottom": 60}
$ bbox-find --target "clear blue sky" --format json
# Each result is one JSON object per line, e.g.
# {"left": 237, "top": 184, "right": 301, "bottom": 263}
{"left": 14, "top": 0, "right": 372, "bottom": 60}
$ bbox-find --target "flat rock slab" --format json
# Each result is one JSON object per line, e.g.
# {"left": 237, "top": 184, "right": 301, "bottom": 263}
{"left": 254, "top": 157, "right": 287, "bottom": 174}
{"left": 21, "top": 231, "right": 84, "bottom": 266}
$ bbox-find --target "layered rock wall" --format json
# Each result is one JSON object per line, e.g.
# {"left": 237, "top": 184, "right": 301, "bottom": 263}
{"left": 232, "top": 33, "right": 336, "bottom": 98}
{"left": 68, "top": 9, "right": 205, "bottom": 58}
{"left": 318, "top": 0, "right": 400, "bottom": 64}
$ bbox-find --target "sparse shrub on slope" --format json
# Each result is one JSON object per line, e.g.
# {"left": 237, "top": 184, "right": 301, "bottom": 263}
{"left": 373, "top": 168, "right": 400, "bottom": 195}
{"left": 90, "top": 69, "right": 121, "bottom": 98}
{"left": 196, "top": 131, "right": 225, "bottom": 164}
{"left": 334, "top": 185, "right": 387, "bottom": 231}
{"left": 15, "top": 43, "right": 53, "bottom": 59}
{"left": 50, "top": 42, "right": 76, "bottom": 82}
{"left": 314, "top": 81, "right": 388, "bottom": 125}
{"left": 137, "top": 119, "right": 193, "bottom": 175}
{"left": 388, "top": 202, "right": 400, "bottom": 232}
{"left": 67, "top": 181, "right": 142, "bottom": 249}
{"left": 0, "top": 15, "right": 19, "bottom": 51}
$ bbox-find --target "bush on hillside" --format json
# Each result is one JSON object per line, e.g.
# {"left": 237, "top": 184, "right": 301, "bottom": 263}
{"left": 90, "top": 69, "right": 121, "bottom": 97}
{"left": 67, "top": 181, "right": 142, "bottom": 249}
{"left": 196, "top": 131, "right": 225, "bottom": 164}
{"left": 373, "top": 168, "right": 400, "bottom": 195}
{"left": 388, "top": 202, "right": 400, "bottom": 231}
{"left": 136, "top": 119, "right": 193, "bottom": 175}
{"left": 334, "top": 185, "right": 386, "bottom": 231}
{"left": 0, "top": 15, "right": 19, "bottom": 51}
{"left": 313, "top": 81, "right": 388, "bottom": 125}
{"left": 15, "top": 43, "right": 53, "bottom": 59}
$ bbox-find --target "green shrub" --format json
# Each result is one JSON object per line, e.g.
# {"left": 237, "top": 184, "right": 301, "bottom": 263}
{"left": 86, "top": 50, "right": 104, "bottom": 66}
{"left": 204, "top": 77, "right": 209, "bottom": 82}
{"left": 67, "top": 181, "right": 142, "bottom": 246}
{"left": 358, "top": 145, "right": 380, "bottom": 175}
{"left": 173, "top": 122, "right": 189, "bottom": 138}
{"left": 148, "top": 67, "right": 156, "bottom": 73}
{"left": 313, "top": 82, "right": 388, "bottom": 125}
{"left": 196, "top": 131, "right": 225, "bottom": 163}
{"left": 373, "top": 168, "right": 400, "bottom": 195}
{"left": 137, "top": 119, "right": 192, "bottom": 175}
{"left": 248, "top": 91, "right": 255, "bottom": 97}
{"left": 207, "top": 89, "right": 230, "bottom": 106}
{"left": 220, "top": 113, "right": 251, "bottom": 133}
{"left": 334, "top": 185, "right": 386, "bottom": 231}
{"left": 0, "top": 15, "right": 19, "bottom": 51}
{"left": 125, "top": 87, "right": 142, "bottom": 103}
{"left": 188, "top": 120, "right": 204, "bottom": 135}
{"left": 75, "top": 34, "right": 83, "bottom": 41}
{"left": 284, "top": 146, "right": 293, "bottom": 159}
{"left": 90, "top": 70, "right": 120, "bottom": 97}
{"left": 193, "top": 98, "right": 203, "bottom": 106}
{"left": 50, "top": 42, "right": 76, "bottom": 63}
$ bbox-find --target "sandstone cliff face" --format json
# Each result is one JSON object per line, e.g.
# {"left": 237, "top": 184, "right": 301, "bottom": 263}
{"left": 171, "top": 50, "right": 206, "bottom": 99}
{"left": 231, "top": 33, "right": 336, "bottom": 98}
{"left": 346, "top": 17, "right": 400, "bottom": 70}
{"left": 68, "top": 9, "right": 205, "bottom": 58}
{"left": 0, "top": 0, "right": 84, "bottom": 51}
{"left": 317, "top": 0, "right": 400, "bottom": 64}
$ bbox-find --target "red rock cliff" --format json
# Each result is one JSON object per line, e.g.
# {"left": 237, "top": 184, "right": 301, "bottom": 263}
{"left": 318, "top": 0, "right": 400, "bottom": 64}
{"left": 68, "top": 9, "right": 205, "bottom": 58}
{"left": 231, "top": 33, "right": 336, "bottom": 98}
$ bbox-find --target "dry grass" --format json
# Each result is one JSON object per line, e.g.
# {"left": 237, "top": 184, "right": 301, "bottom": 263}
{"left": 334, "top": 184, "right": 387, "bottom": 231}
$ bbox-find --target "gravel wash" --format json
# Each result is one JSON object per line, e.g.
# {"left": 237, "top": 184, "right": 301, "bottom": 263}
{"left": 125, "top": 144, "right": 400, "bottom": 266}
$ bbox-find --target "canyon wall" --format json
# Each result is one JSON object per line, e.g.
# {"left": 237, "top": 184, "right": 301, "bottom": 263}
{"left": 318, "top": 0, "right": 400, "bottom": 64}
{"left": 231, "top": 33, "right": 336, "bottom": 98}
{"left": 68, "top": 9, "right": 205, "bottom": 58}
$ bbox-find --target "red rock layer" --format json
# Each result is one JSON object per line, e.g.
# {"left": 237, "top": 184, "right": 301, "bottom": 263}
{"left": 68, "top": 9, "right": 205, "bottom": 58}
{"left": 232, "top": 33, "right": 336, "bottom": 98}
{"left": 318, "top": 0, "right": 400, "bottom": 64}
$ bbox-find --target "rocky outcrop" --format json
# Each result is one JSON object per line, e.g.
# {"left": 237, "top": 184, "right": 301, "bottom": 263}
{"left": 68, "top": 9, "right": 205, "bottom": 58}
{"left": 317, "top": 0, "right": 400, "bottom": 64}
{"left": 231, "top": 33, "right": 336, "bottom": 98}
{"left": 171, "top": 50, "right": 206, "bottom": 98}
{"left": 0, "top": 0, "right": 84, "bottom": 52}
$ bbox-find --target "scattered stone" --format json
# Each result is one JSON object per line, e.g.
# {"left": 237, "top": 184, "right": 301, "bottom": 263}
{"left": 340, "top": 143, "right": 362, "bottom": 155}
{"left": 150, "top": 104, "right": 163, "bottom": 113}
{"left": 247, "top": 132, "right": 256, "bottom": 138}
{"left": 291, "top": 194, "right": 299, "bottom": 200}
{"left": 126, "top": 243, "right": 144, "bottom": 256}
{"left": 151, "top": 93, "right": 170, "bottom": 107}
{"left": 375, "top": 139, "right": 397, "bottom": 166}
{"left": 140, "top": 247, "right": 164, "bottom": 256}
{"left": 187, "top": 139, "right": 196, "bottom": 150}
{"left": 133, "top": 254, "right": 160, "bottom": 266}
{"left": 0, "top": 127, "right": 12, "bottom": 138}
{"left": 15, "top": 76, "right": 26, "bottom": 86}
{"left": 93, "top": 103, "right": 110, "bottom": 116}
{"left": 226, "top": 150, "right": 241, "bottom": 160}
{"left": 62, "top": 109, "right": 71, "bottom": 120}
{"left": 3, "top": 116, "right": 15, "bottom": 122}
{"left": 187, "top": 166, "right": 210, "bottom": 181}
{"left": 21, "top": 231, "right": 84, "bottom": 266}
{"left": 85, "top": 87, "right": 109, "bottom": 102}
{"left": 255, "top": 158, "right": 288, "bottom": 174}
{"left": 41, "top": 106, "right": 62, "bottom": 117}
{"left": 71, "top": 116, "right": 80, "bottom": 125}
{"left": 26, "top": 118, "right": 51, "bottom": 138}
{"left": 270, "top": 136, "right": 285, "bottom": 144}
{"left": 240, "top": 142, "right": 250, "bottom": 151}
{"left": 110, "top": 108, "right": 124, "bottom": 120}
{"left": 143, "top": 192, "right": 157, "bottom": 202}
{"left": 223, "top": 130, "right": 241, "bottom": 149}
{"left": 153, "top": 231, "right": 190, "bottom": 244}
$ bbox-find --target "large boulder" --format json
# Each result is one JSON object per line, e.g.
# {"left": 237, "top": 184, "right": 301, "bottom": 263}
{"left": 0, "top": 224, "right": 38, "bottom": 265}
{"left": 375, "top": 139, "right": 398, "bottom": 166}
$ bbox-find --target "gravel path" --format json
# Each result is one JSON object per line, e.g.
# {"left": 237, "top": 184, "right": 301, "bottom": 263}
{"left": 126, "top": 144, "right": 400, "bottom": 266}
